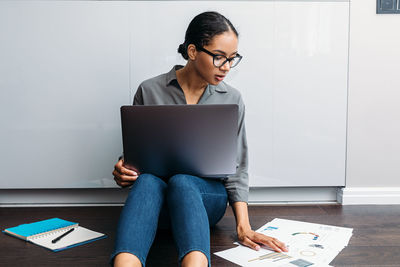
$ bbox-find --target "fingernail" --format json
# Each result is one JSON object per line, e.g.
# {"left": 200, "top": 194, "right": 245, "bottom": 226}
{"left": 255, "top": 245, "right": 260, "bottom": 250}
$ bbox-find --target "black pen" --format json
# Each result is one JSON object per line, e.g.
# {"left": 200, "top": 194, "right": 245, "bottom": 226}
{"left": 51, "top": 228, "right": 75, "bottom": 243}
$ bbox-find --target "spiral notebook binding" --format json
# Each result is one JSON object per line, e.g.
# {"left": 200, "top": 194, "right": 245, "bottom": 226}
{"left": 28, "top": 224, "right": 78, "bottom": 240}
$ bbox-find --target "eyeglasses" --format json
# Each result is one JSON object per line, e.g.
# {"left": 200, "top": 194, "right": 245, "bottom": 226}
{"left": 197, "top": 46, "right": 242, "bottom": 68}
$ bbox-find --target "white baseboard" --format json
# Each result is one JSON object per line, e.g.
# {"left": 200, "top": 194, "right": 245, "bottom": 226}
{"left": 4, "top": 187, "right": 399, "bottom": 206}
{"left": 0, "top": 187, "right": 339, "bottom": 207}
{"left": 248, "top": 187, "right": 338, "bottom": 204}
{"left": 337, "top": 187, "right": 400, "bottom": 205}
{"left": 0, "top": 188, "right": 130, "bottom": 207}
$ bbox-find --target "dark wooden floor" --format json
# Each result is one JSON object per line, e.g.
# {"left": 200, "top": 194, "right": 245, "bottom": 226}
{"left": 1, "top": 205, "right": 400, "bottom": 266}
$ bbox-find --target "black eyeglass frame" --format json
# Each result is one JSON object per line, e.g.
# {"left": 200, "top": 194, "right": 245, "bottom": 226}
{"left": 196, "top": 46, "right": 243, "bottom": 68}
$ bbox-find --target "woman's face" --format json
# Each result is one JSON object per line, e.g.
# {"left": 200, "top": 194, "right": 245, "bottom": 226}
{"left": 193, "top": 30, "right": 238, "bottom": 85}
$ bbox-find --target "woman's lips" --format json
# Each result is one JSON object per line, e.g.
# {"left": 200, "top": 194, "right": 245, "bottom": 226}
{"left": 215, "top": 75, "right": 225, "bottom": 81}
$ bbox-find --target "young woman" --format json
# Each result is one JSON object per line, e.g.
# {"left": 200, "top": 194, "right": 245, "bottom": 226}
{"left": 111, "top": 11, "right": 287, "bottom": 267}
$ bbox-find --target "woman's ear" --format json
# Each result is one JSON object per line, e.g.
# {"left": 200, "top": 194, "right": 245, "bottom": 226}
{"left": 187, "top": 44, "right": 197, "bottom": 60}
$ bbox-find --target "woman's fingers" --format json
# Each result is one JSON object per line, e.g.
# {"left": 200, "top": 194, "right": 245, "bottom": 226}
{"left": 113, "top": 160, "right": 139, "bottom": 187}
{"left": 113, "top": 176, "right": 132, "bottom": 187}
{"left": 241, "top": 231, "right": 288, "bottom": 253}
{"left": 113, "top": 170, "right": 138, "bottom": 182}
{"left": 116, "top": 173, "right": 138, "bottom": 182}
{"left": 264, "top": 239, "right": 284, "bottom": 252}
{"left": 241, "top": 236, "right": 261, "bottom": 251}
{"left": 256, "top": 234, "right": 288, "bottom": 252}
{"left": 272, "top": 239, "right": 288, "bottom": 252}
{"left": 120, "top": 165, "right": 138, "bottom": 176}
{"left": 115, "top": 160, "right": 138, "bottom": 176}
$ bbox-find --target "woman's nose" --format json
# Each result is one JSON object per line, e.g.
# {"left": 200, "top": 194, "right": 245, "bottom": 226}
{"left": 220, "top": 61, "right": 231, "bottom": 72}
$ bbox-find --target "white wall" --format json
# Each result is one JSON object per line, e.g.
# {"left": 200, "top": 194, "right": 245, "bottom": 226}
{"left": 340, "top": 0, "right": 400, "bottom": 204}
{"left": 347, "top": 0, "right": 400, "bottom": 187}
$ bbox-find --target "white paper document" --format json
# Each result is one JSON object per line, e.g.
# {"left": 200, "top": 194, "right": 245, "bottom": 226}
{"left": 214, "top": 218, "right": 353, "bottom": 267}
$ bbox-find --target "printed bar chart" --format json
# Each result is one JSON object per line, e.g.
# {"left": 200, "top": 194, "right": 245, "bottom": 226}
{"left": 248, "top": 251, "right": 293, "bottom": 262}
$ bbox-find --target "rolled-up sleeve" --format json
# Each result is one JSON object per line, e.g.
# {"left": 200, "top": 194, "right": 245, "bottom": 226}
{"left": 133, "top": 85, "right": 144, "bottom": 105}
{"left": 223, "top": 97, "right": 249, "bottom": 205}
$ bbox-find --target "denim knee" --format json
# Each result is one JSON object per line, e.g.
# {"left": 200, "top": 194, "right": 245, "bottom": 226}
{"left": 135, "top": 173, "right": 167, "bottom": 189}
{"left": 122, "top": 173, "right": 167, "bottom": 207}
{"left": 168, "top": 174, "right": 200, "bottom": 192}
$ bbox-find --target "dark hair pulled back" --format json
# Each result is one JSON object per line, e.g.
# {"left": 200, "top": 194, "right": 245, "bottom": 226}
{"left": 177, "top": 11, "right": 238, "bottom": 60}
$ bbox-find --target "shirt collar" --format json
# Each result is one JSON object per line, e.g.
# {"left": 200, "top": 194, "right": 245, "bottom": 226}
{"left": 213, "top": 82, "right": 228, "bottom": 93}
{"left": 166, "top": 65, "right": 228, "bottom": 94}
{"left": 166, "top": 65, "right": 183, "bottom": 86}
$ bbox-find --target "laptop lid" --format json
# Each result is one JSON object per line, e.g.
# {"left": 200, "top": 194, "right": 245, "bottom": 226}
{"left": 120, "top": 104, "right": 238, "bottom": 179}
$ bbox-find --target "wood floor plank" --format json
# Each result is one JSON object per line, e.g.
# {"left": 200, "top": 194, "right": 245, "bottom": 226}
{"left": 1, "top": 205, "right": 400, "bottom": 266}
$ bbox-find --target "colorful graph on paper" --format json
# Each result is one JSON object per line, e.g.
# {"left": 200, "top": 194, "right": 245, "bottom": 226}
{"left": 248, "top": 251, "right": 293, "bottom": 263}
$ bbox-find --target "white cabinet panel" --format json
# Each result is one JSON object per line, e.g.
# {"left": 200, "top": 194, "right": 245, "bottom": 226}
{"left": 0, "top": 2, "right": 130, "bottom": 188}
{"left": 268, "top": 2, "right": 349, "bottom": 186}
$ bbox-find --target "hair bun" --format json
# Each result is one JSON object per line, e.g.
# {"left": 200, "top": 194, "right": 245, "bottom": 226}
{"left": 177, "top": 43, "right": 188, "bottom": 60}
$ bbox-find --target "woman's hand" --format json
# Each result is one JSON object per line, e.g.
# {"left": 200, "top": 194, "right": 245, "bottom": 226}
{"left": 112, "top": 159, "right": 140, "bottom": 187}
{"left": 237, "top": 226, "right": 288, "bottom": 253}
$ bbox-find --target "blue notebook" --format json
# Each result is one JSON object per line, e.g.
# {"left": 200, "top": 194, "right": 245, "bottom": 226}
{"left": 3, "top": 218, "right": 106, "bottom": 252}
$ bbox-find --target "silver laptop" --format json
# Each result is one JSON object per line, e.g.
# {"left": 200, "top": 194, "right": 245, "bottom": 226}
{"left": 120, "top": 104, "right": 238, "bottom": 179}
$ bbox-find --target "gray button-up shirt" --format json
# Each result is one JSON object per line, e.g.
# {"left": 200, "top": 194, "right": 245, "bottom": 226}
{"left": 133, "top": 65, "right": 249, "bottom": 204}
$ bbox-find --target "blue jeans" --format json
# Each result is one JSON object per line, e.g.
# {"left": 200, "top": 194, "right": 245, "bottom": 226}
{"left": 111, "top": 173, "right": 228, "bottom": 267}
